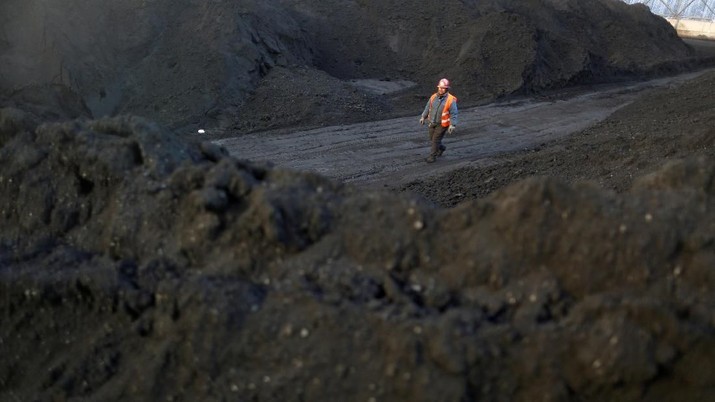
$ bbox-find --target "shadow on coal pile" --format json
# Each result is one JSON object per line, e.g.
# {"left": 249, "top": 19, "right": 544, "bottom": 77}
{"left": 1, "top": 0, "right": 707, "bottom": 136}
{"left": 2, "top": 106, "right": 715, "bottom": 401}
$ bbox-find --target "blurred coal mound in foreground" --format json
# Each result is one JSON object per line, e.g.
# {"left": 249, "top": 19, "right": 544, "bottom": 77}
{"left": 2, "top": 105, "right": 715, "bottom": 401}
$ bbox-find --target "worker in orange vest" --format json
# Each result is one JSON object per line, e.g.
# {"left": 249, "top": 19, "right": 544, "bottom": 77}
{"left": 419, "top": 78, "right": 458, "bottom": 163}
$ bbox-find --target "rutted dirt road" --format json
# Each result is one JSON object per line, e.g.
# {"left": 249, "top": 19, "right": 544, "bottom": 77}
{"left": 217, "top": 68, "right": 713, "bottom": 189}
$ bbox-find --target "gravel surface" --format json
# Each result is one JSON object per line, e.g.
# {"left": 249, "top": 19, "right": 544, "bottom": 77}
{"left": 402, "top": 66, "right": 715, "bottom": 207}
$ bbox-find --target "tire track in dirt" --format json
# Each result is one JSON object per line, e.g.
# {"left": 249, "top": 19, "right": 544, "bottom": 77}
{"left": 215, "top": 68, "right": 714, "bottom": 188}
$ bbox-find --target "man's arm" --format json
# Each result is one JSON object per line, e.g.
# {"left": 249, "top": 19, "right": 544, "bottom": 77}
{"left": 449, "top": 99, "right": 458, "bottom": 126}
{"left": 421, "top": 98, "right": 431, "bottom": 119}
{"left": 420, "top": 98, "right": 431, "bottom": 125}
{"left": 447, "top": 97, "right": 458, "bottom": 134}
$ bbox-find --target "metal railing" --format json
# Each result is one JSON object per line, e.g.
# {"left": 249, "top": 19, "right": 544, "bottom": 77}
{"left": 622, "top": 0, "right": 715, "bottom": 21}
{"left": 623, "top": 0, "right": 715, "bottom": 39}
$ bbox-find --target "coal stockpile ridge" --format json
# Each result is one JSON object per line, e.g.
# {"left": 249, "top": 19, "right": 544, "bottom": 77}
{"left": 2, "top": 108, "right": 715, "bottom": 401}
{"left": 0, "top": 0, "right": 698, "bottom": 134}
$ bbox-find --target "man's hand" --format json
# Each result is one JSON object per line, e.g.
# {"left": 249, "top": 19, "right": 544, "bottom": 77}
{"left": 448, "top": 125, "right": 456, "bottom": 134}
{"left": 419, "top": 117, "right": 425, "bottom": 125}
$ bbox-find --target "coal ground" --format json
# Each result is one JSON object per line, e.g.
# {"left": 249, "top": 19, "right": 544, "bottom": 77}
{"left": 2, "top": 2, "right": 715, "bottom": 402}
{"left": 401, "top": 39, "right": 715, "bottom": 207}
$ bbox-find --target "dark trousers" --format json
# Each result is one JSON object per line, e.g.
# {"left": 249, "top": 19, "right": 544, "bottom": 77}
{"left": 428, "top": 123, "right": 447, "bottom": 157}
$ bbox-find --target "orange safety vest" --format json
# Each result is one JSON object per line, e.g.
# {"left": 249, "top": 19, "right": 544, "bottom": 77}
{"left": 428, "top": 93, "right": 457, "bottom": 127}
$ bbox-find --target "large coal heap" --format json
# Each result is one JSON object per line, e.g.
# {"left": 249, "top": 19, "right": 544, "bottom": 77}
{"left": 0, "top": 0, "right": 696, "bottom": 133}
{"left": 3, "top": 0, "right": 715, "bottom": 400}
{"left": 2, "top": 100, "right": 715, "bottom": 400}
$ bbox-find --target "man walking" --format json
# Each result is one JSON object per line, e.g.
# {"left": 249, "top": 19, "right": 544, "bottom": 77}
{"left": 419, "top": 78, "right": 458, "bottom": 163}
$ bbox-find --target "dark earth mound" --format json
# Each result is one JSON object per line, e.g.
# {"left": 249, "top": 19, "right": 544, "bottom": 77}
{"left": 3, "top": 0, "right": 715, "bottom": 401}
{"left": 0, "top": 0, "right": 702, "bottom": 134}
{"left": 2, "top": 75, "right": 715, "bottom": 400}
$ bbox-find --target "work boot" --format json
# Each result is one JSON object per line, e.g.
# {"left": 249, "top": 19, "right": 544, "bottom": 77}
{"left": 426, "top": 155, "right": 436, "bottom": 163}
{"left": 437, "top": 144, "right": 446, "bottom": 157}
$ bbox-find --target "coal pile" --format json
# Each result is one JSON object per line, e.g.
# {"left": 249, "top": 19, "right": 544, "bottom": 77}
{"left": 2, "top": 105, "right": 715, "bottom": 400}
{"left": 3, "top": 0, "right": 715, "bottom": 401}
{"left": 0, "top": 0, "right": 699, "bottom": 134}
